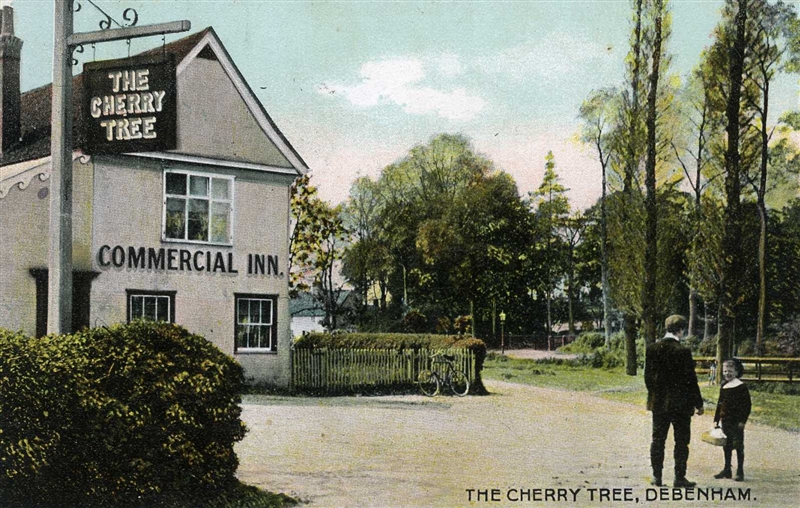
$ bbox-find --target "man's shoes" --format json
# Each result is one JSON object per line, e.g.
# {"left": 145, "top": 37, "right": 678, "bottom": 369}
{"left": 735, "top": 470, "right": 744, "bottom": 482}
{"left": 714, "top": 468, "right": 732, "bottom": 479}
{"left": 673, "top": 477, "right": 697, "bottom": 488}
{"left": 651, "top": 476, "right": 662, "bottom": 487}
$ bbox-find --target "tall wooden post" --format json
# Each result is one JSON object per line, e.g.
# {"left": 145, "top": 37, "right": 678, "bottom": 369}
{"left": 47, "top": 0, "right": 74, "bottom": 334}
{"left": 46, "top": 0, "right": 190, "bottom": 334}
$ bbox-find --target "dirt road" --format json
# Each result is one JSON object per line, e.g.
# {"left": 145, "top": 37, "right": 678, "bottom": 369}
{"left": 236, "top": 380, "right": 800, "bottom": 507}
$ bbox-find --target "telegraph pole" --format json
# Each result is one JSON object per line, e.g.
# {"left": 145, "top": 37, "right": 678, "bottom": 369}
{"left": 47, "top": 0, "right": 189, "bottom": 334}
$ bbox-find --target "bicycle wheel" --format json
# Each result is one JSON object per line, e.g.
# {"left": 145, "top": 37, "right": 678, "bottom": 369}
{"left": 417, "top": 370, "right": 440, "bottom": 396}
{"left": 448, "top": 369, "right": 470, "bottom": 396}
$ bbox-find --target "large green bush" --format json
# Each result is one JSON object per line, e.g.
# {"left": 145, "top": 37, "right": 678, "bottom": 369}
{"left": 295, "top": 332, "right": 488, "bottom": 393}
{"left": 556, "top": 331, "right": 646, "bottom": 369}
{"left": 0, "top": 322, "right": 247, "bottom": 508}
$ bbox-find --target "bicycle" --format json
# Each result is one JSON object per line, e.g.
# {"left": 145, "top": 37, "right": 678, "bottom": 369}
{"left": 417, "top": 352, "right": 470, "bottom": 396}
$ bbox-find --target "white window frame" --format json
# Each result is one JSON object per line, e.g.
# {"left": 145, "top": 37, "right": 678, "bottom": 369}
{"left": 127, "top": 290, "right": 176, "bottom": 323}
{"left": 235, "top": 294, "right": 278, "bottom": 353}
{"left": 162, "top": 168, "right": 235, "bottom": 246}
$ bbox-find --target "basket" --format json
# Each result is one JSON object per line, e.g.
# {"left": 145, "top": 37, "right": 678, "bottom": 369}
{"left": 701, "top": 429, "right": 727, "bottom": 447}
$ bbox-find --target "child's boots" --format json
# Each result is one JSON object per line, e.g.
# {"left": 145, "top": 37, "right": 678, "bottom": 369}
{"left": 714, "top": 467, "right": 732, "bottom": 479}
{"left": 714, "top": 448, "right": 733, "bottom": 479}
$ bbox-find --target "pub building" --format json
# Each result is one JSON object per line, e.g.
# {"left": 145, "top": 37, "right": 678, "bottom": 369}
{"left": 0, "top": 6, "right": 308, "bottom": 386}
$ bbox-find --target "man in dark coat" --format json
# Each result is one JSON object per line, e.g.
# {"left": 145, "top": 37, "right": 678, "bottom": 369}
{"left": 645, "top": 314, "right": 704, "bottom": 488}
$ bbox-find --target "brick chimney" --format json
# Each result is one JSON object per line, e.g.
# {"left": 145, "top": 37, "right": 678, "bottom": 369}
{"left": 0, "top": 4, "right": 22, "bottom": 154}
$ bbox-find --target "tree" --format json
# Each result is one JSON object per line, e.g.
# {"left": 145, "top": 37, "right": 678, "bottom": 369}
{"left": 530, "top": 151, "right": 571, "bottom": 336}
{"left": 642, "top": 0, "right": 672, "bottom": 345}
{"left": 579, "top": 88, "right": 618, "bottom": 344}
{"left": 560, "top": 212, "right": 588, "bottom": 335}
{"left": 742, "top": 0, "right": 799, "bottom": 353}
{"left": 342, "top": 177, "right": 392, "bottom": 315}
{"left": 289, "top": 175, "right": 349, "bottom": 329}
{"left": 717, "top": 0, "right": 750, "bottom": 377}
{"left": 672, "top": 63, "right": 725, "bottom": 338}
{"left": 605, "top": 0, "right": 649, "bottom": 375}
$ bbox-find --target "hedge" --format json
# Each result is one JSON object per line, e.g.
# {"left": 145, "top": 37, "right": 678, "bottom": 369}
{"left": 0, "top": 322, "right": 247, "bottom": 508}
{"left": 294, "top": 332, "right": 488, "bottom": 394}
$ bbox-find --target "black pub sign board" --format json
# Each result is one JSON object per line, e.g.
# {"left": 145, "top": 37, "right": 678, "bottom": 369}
{"left": 83, "top": 54, "right": 177, "bottom": 155}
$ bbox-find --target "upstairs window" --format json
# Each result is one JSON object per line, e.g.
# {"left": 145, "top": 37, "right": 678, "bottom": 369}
{"left": 164, "top": 170, "right": 233, "bottom": 244}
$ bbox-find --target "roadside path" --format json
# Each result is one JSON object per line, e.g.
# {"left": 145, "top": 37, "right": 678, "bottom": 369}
{"left": 236, "top": 379, "right": 800, "bottom": 507}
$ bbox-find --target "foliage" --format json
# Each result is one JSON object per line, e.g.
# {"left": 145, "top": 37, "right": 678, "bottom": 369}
{"left": 771, "top": 315, "right": 800, "bottom": 356}
{"left": 559, "top": 332, "right": 606, "bottom": 354}
{"left": 341, "top": 133, "right": 543, "bottom": 338}
{"left": 294, "top": 331, "right": 485, "bottom": 353}
{"left": 290, "top": 174, "right": 350, "bottom": 329}
{"left": 0, "top": 323, "right": 246, "bottom": 508}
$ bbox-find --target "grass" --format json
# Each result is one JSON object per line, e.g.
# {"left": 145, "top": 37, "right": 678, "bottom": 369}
{"left": 482, "top": 353, "right": 800, "bottom": 432}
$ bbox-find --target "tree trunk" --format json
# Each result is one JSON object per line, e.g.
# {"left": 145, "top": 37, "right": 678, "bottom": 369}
{"left": 717, "top": 0, "right": 748, "bottom": 383}
{"left": 755, "top": 76, "right": 770, "bottom": 356}
{"left": 688, "top": 288, "right": 698, "bottom": 338}
{"left": 601, "top": 172, "right": 612, "bottom": 345}
{"left": 568, "top": 269, "right": 575, "bottom": 335}
{"left": 703, "top": 300, "right": 712, "bottom": 342}
{"left": 642, "top": 2, "right": 663, "bottom": 346}
{"left": 756, "top": 203, "right": 767, "bottom": 355}
{"left": 625, "top": 313, "right": 638, "bottom": 376}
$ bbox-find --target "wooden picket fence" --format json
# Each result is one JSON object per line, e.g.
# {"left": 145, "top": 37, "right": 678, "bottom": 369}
{"left": 292, "top": 347, "right": 476, "bottom": 392}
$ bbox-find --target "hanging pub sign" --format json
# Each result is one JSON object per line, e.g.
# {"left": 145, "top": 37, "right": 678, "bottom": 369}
{"left": 83, "top": 54, "right": 177, "bottom": 155}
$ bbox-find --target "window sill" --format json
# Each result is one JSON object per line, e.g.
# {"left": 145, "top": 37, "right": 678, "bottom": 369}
{"left": 162, "top": 238, "right": 233, "bottom": 248}
{"left": 235, "top": 350, "right": 278, "bottom": 355}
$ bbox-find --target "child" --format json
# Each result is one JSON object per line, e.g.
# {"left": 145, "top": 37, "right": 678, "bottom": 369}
{"left": 713, "top": 359, "right": 752, "bottom": 481}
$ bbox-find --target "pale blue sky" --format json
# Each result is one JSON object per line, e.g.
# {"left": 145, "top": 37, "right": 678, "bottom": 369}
{"left": 10, "top": 0, "right": 800, "bottom": 207}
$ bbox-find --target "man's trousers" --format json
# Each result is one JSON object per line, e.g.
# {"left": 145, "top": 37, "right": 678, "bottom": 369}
{"left": 650, "top": 411, "right": 692, "bottom": 479}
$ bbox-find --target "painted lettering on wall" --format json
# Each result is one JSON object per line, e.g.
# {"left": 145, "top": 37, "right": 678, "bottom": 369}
{"left": 96, "top": 245, "right": 281, "bottom": 276}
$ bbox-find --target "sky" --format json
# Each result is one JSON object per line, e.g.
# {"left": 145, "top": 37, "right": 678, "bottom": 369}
{"left": 9, "top": 0, "right": 800, "bottom": 208}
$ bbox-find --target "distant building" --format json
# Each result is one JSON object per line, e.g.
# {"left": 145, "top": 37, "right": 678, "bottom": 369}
{"left": 0, "top": 7, "right": 308, "bottom": 386}
{"left": 289, "top": 292, "right": 326, "bottom": 337}
{"left": 289, "top": 290, "right": 358, "bottom": 337}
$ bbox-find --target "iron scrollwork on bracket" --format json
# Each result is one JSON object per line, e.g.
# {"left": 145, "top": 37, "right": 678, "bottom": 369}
{"left": 79, "top": 1, "right": 140, "bottom": 31}
{"left": 123, "top": 8, "right": 139, "bottom": 27}
{"left": 71, "top": 44, "right": 84, "bottom": 66}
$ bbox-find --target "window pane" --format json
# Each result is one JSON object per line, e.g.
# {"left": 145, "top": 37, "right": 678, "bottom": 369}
{"left": 144, "top": 296, "right": 157, "bottom": 321}
{"left": 189, "top": 175, "right": 209, "bottom": 197}
{"left": 249, "top": 300, "right": 261, "bottom": 324}
{"left": 238, "top": 299, "right": 249, "bottom": 324}
{"left": 261, "top": 300, "right": 272, "bottom": 325}
{"left": 165, "top": 198, "right": 185, "bottom": 239}
{"left": 131, "top": 296, "right": 143, "bottom": 320}
{"left": 188, "top": 199, "right": 209, "bottom": 241}
{"left": 166, "top": 172, "right": 186, "bottom": 195}
{"left": 156, "top": 297, "right": 169, "bottom": 322}
{"left": 210, "top": 202, "right": 230, "bottom": 243}
{"left": 212, "top": 178, "right": 230, "bottom": 200}
{"left": 236, "top": 325, "right": 247, "bottom": 349}
{"left": 255, "top": 325, "right": 265, "bottom": 348}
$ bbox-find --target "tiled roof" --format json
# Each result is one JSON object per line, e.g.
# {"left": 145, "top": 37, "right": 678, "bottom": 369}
{"left": 0, "top": 28, "right": 211, "bottom": 168}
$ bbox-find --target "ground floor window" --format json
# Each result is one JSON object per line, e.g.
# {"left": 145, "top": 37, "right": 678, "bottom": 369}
{"left": 235, "top": 294, "right": 277, "bottom": 352}
{"left": 126, "top": 290, "right": 176, "bottom": 323}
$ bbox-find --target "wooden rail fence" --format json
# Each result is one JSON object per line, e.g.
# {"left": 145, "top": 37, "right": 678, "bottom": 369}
{"left": 292, "top": 348, "right": 476, "bottom": 392}
{"left": 694, "top": 356, "right": 799, "bottom": 383}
